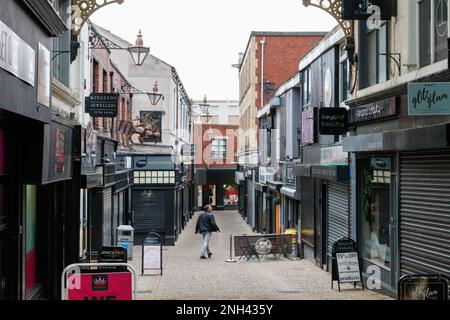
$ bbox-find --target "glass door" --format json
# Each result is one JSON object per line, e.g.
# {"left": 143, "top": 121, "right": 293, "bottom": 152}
{"left": 359, "top": 156, "right": 397, "bottom": 289}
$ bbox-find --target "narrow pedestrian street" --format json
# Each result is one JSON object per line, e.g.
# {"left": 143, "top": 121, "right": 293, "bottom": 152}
{"left": 133, "top": 211, "right": 389, "bottom": 300}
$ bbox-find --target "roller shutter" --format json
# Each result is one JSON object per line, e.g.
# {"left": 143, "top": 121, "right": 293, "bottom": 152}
{"left": 103, "top": 188, "right": 112, "bottom": 246}
{"left": 327, "top": 182, "right": 350, "bottom": 258}
{"left": 132, "top": 189, "right": 167, "bottom": 233}
{"left": 400, "top": 150, "right": 450, "bottom": 277}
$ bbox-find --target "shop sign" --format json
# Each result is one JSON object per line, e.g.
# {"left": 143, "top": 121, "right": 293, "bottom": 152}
{"left": 86, "top": 93, "right": 118, "bottom": 118}
{"left": 321, "top": 146, "right": 349, "bottom": 166}
{"left": 332, "top": 238, "right": 364, "bottom": 290}
{"left": 348, "top": 97, "right": 397, "bottom": 125}
{"left": 67, "top": 272, "right": 133, "bottom": 300}
{"left": 99, "top": 247, "right": 127, "bottom": 264}
{"left": 0, "top": 20, "right": 35, "bottom": 86}
{"left": 319, "top": 108, "right": 349, "bottom": 135}
{"left": 399, "top": 275, "right": 449, "bottom": 300}
{"left": 133, "top": 155, "right": 174, "bottom": 170}
{"left": 301, "top": 108, "right": 315, "bottom": 144}
{"left": 408, "top": 82, "right": 450, "bottom": 116}
{"left": 341, "top": 0, "right": 396, "bottom": 21}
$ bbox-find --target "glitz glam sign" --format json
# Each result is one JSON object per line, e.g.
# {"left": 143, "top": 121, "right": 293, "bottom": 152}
{"left": 408, "top": 82, "right": 450, "bottom": 116}
{"left": 0, "top": 20, "right": 35, "bottom": 86}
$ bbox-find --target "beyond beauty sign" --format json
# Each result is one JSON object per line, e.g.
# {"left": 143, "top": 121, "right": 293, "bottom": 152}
{"left": 408, "top": 82, "right": 450, "bottom": 115}
{"left": 67, "top": 272, "right": 133, "bottom": 300}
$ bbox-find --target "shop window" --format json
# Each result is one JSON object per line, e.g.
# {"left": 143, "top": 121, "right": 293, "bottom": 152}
{"left": 133, "top": 171, "right": 175, "bottom": 185}
{"left": 223, "top": 185, "right": 238, "bottom": 206}
{"left": 302, "top": 68, "right": 311, "bottom": 107}
{"left": 360, "top": 158, "right": 392, "bottom": 269}
{"left": 52, "top": 0, "right": 70, "bottom": 87}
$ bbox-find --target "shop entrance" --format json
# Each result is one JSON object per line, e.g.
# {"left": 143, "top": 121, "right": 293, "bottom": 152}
{"left": 0, "top": 215, "right": 7, "bottom": 300}
{"left": 358, "top": 155, "right": 398, "bottom": 291}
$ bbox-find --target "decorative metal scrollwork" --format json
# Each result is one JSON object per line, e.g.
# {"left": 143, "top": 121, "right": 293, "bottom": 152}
{"left": 302, "top": 0, "right": 353, "bottom": 38}
{"left": 71, "top": 0, "right": 124, "bottom": 35}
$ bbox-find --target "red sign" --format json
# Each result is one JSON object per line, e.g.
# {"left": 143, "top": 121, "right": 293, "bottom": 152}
{"left": 67, "top": 272, "right": 133, "bottom": 301}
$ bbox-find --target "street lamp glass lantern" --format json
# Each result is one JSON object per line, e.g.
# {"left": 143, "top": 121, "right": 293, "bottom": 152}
{"left": 128, "top": 30, "right": 150, "bottom": 66}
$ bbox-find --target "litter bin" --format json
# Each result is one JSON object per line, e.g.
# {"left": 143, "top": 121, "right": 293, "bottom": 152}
{"left": 117, "top": 225, "right": 134, "bottom": 261}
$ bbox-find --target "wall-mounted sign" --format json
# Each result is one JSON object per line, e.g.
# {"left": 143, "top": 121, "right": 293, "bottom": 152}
{"left": 133, "top": 155, "right": 174, "bottom": 170}
{"left": 348, "top": 97, "right": 397, "bottom": 125}
{"left": 408, "top": 82, "right": 450, "bottom": 115}
{"left": 319, "top": 108, "right": 349, "bottom": 135}
{"left": 37, "top": 43, "right": 51, "bottom": 107}
{"left": 86, "top": 93, "right": 118, "bottom": 118}
{"left": 301, "top": 108, "right": 316, "bottom": 144}
{"left": 331, "top": 238, "right": 364, "bottom": 291}
{"left": 67, "top": 272, "right": 133, "bottom": 300}
{"left": 99, "top": 246, "right": 127, "bottom": 264}
{"left": 321, "top": 146, "right": 349, "bottom": 166}
{"left": 0, "top": 20, "right": 35, "bottom": 86}
{"left": 399, "top": 275, "right": 449, "bottom": 300}
{"left": 341, "top": 0, "right": 396, "bottom": 20}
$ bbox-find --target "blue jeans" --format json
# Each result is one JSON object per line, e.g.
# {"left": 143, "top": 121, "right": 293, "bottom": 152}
{"left": 201, "top": 232, "right": 212, "bottom": 257}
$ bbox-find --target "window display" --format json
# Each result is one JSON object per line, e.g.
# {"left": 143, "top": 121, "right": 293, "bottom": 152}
{"left": 223, "top": 184, "right": 238, "bottom": 206}
{"left": 361, "top": 158, "right": 392, "bottom": 269}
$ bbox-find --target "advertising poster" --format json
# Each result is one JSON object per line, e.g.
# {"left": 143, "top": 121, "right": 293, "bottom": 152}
{"left": 67, "top": 273, "right": 133, "bottom": 301}
{"left": 55, "top": 128, "right": 66, "bottom": 174}
{"left": 143, "top": 246, "right": 161, "bottom": 270}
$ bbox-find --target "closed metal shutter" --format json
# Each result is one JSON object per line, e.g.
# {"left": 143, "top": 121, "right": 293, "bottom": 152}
{"left": 103, "top": 188, "right": 113, "bottom": 246}
{"left": 400, "top": 150, "right": 450, "bottom": 277}
{"left": 327, "top": 182, "right": 350, "bottom": 257}
{"left": 132, "top": 189, "right": 167, "bottom": 233}
{"left": 112, "top": 194, "right": 119, "bottom": 245}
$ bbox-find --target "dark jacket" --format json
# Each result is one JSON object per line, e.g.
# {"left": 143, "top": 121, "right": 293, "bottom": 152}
{"left": 195, "top": 212, "right": 220, "bottom": 234}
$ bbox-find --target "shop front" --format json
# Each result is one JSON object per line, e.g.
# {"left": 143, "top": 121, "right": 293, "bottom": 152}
{"left": 0, "top": 0, "right": 66, "bottom": 300}
{"left": 344, "top": 121, "right": 450, "bottom": 295}
{"left": 280, "top": 161, "right": 301, "bottom": 241}
{"left": 130, "top": 154, "right": 177, "bottom": 245}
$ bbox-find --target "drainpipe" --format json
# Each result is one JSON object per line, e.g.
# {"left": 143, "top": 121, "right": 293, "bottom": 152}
{"left": 260, "top": 37, "right": 266, "bottom": 110}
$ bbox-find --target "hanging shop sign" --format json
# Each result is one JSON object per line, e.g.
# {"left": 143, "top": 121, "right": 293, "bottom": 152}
{"left": 348, "top": 97, "right": 397, "bottom": 125}
{"left": 301, "top": 108, "right": 316, "bottom": 144}
{"left": 398, "top": 275, "right": 449, "bottom": 300}
{"left": 341, "top": 0, "right": 397, "bottom": 21}
{"left": 331, "top": 238, "right": 364, "bottom": 292}
{"left": 408, "top": 82, "right": 450, "bottom": 116}
{"left": 42, "top": 121, "right": 73, "bottom": 184}
{"left": 320, "top": 146, "right": 349, "bottom": 166}
{"left": 0, "top": 20, "right": 35, "bottom": 86}
{"left": 86, "top": 93, "right": 118, "bottom": 118}
{"left": 319, "top": 108, "right": 349, "bottom": 135}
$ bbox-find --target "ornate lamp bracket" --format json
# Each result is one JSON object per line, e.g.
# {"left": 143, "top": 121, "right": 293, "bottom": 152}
{"left": 302, "top": 0, "right": 355, "bottom": 62}
{"left": 71, "top": 0, "right": 125, "bottom": 35}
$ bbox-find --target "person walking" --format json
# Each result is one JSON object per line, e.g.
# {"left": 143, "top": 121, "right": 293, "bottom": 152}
{"left": 195, "top": 205, "right": 220, "bottom": 259}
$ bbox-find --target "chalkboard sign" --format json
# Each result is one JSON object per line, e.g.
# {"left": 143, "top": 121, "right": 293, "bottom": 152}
{"left": 319, "top": 108, "right": 349, "bottom": 136}
{"left": 399, "top": 275, "right": 449, "bottom": 300}
{"left": 331, "top": 238, "right": 364, "bottom": 292}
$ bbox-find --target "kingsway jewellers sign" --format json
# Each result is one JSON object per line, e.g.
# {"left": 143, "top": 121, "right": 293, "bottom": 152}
{"left": 408, "top": 82, "right": 450, "bottom": 116}
{"left": 86, "top": 93, "right": 119, "bottom": 118}
{"left": 0, "top": 20, "right": 35, "bottom": 86}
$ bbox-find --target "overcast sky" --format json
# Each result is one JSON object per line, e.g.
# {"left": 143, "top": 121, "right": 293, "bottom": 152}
{"left": 91, "top": 0, "right": 337, "bottom": 101}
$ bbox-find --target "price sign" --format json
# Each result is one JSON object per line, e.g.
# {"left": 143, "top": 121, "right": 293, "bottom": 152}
{"left": 336, "top": 252, "right": 362, "bottom": 283}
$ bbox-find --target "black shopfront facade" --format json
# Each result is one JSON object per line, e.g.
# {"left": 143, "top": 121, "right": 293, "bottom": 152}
{"left": 0, "top": 0, "right": 67, "bottom": 300}
{"left": 130, "top": 154, "right": 178, "bottom": 246}
{"left": 344, "top": 86, "right": 450, "bottom": 297}
{"left": 295, "top": 146, "right": 351, "bottom": 269}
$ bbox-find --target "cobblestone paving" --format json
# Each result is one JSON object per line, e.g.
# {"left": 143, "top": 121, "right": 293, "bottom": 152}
{"left": 132, "top": 210, "right": 390, "bottom": 300}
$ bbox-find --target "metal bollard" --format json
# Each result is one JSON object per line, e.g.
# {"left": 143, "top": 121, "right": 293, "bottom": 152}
{"left": 226, "top": 234, "right": 237, "bottom": 263}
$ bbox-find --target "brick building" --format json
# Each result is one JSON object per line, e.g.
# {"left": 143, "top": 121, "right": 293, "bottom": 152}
{"left": 236, "top": 31, "right": 326, "bottom": 228}
{"left": 192, "top": 100, "right": 239, "bottom": 210}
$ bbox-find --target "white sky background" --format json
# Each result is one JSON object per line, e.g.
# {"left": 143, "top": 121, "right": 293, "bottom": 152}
{"left": 91, "top": 0, "right": 337, "bottom": 101}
